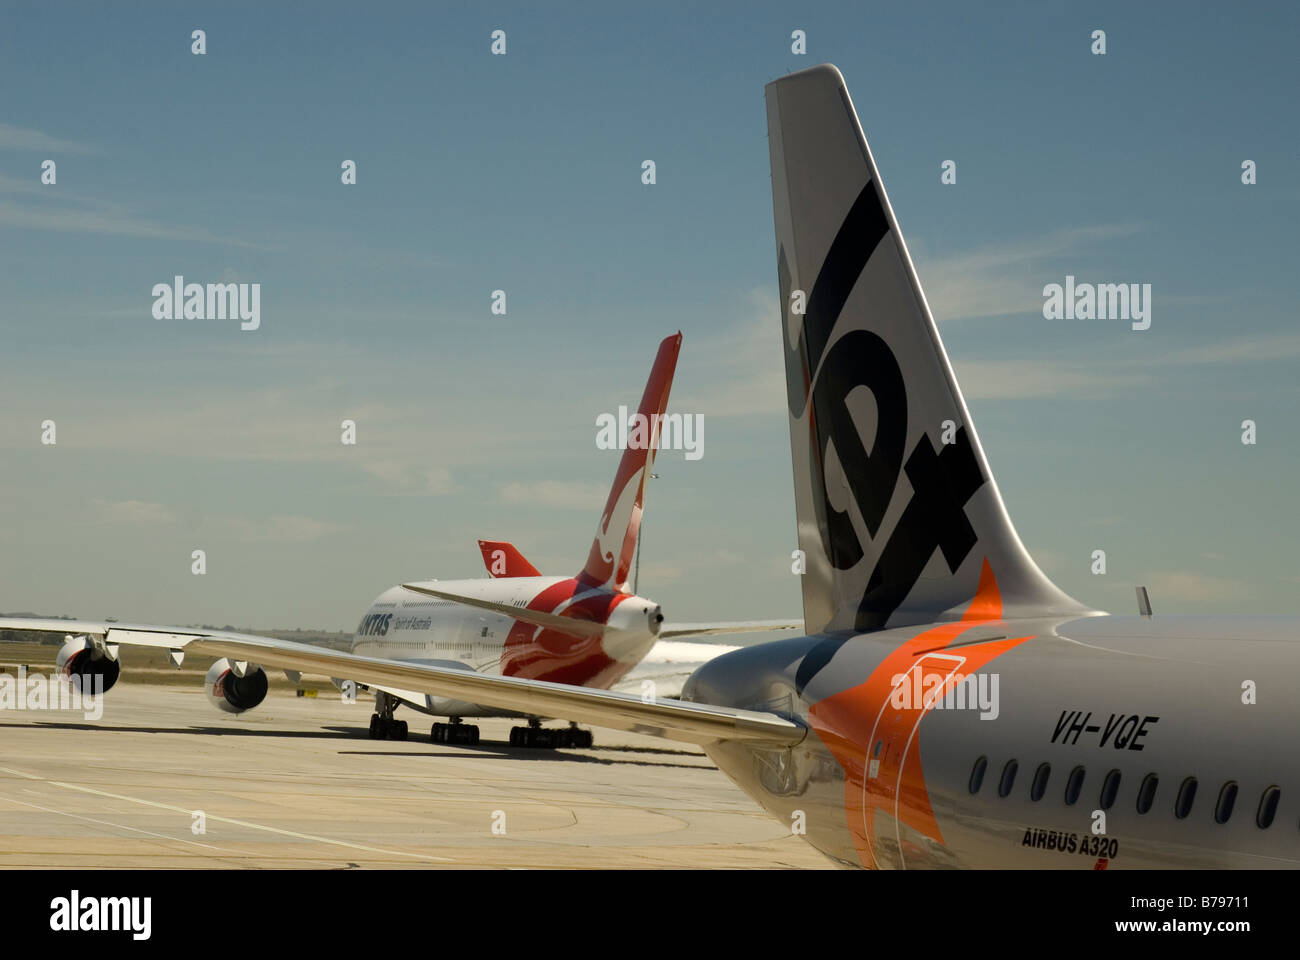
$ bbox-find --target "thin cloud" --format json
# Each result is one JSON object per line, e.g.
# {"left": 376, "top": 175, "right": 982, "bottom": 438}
{"left": 675, "top": 288, "right": 788, "bottom": 418}
{"left": 501, "top": 481, "right": 606, "bottom": 510}
{"left": 0, "top": 124, "right": 100, "bottom": 155}
{"left": 955, "top": 329, "right": 1300, "bottom": 400}
{"left": 217, "top": 514, "right": 344, "bottom": 543}
{"left": 0, "top": 199, "right": 271, "bottom": 250}
{"left": 360, "top": 461, "right": 456, "bottom": 495}
{"left": 1156, "top": 332, "right": 1300, "bottom": 366}
{"left": 918, "top": 224, "right": 1144, "bottom": 322}
{"left": 0, "top": 171, "right": 272, "bottom": 250}
{"left": 951, "top": 358, "right": 1148, "bottom": 400}
{"left": 86, "top": 500, "right": 340, "bottom": 542}
{"left": 89, "top": 498, "right": 177, "bottom": 526}
{"left": 1144, "top": 570, "right": 1250, "bottom": 605}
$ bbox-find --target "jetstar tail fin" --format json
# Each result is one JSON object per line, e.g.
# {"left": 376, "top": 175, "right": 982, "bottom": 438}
{"left": 766, "top": 65, "right": 1092, "bottom": 633}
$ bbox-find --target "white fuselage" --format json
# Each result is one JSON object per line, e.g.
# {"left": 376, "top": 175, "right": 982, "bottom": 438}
{"left": 350, "top": 579, "right": 562, "bottom": 669}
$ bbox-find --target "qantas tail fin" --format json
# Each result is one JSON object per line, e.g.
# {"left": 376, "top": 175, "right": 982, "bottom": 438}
{"left": 766, "top": 65, "right": 1090, "bottom": 634}
{"left": 478, "top": 540, "right": 541, "bottom": 578}
{"left": 577, "top": 332, "right": 682, "bottom": 593}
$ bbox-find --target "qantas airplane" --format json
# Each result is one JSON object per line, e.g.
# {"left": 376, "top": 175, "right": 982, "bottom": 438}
{"left": 0, "top": 332, "right": 796, "bottom": 751}
{"left": 5, "top": 64, "right": 1296, "bottom": 868}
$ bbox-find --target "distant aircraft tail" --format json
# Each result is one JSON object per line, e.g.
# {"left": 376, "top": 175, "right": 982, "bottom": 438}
{"left": 478, "top": 540, "right": 541, "bottom": 578}
{"left": 577, "top": 332, "right": 682, "bottom": 593}
{"left": 765, "top": 65, "right": 1090, "bottom": 634}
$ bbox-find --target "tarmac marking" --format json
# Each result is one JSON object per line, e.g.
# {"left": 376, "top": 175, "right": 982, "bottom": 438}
{"left": 0, "top": 790, "right": 225, "bottom": 851}
{"left": 0, "top": 764, "right": 454, "bottom": 863}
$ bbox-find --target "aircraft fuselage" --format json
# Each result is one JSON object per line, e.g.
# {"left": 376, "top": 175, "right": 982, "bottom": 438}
{"left": 685, "top": 614, "right": 1300, "bottom": 868}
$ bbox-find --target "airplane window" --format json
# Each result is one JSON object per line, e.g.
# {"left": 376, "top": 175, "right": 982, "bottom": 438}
{"left": 1215, "top": 781, "right": 1238, "bottom": 824}
{"left": 1175, "top": 777, "right": 1198, "bottom": 819}
{"left": 998, "top": 760, "right": 1018, "bottom": 798}
{"left": 1100, "top": 769, "right": 1122, "bottom": 810}
{"left": 1136, "top": 773, "right": 1159, "bottom": 814}
{"left": 1064, "top": 766, "right": 1086, "bottom": 805}
{"left": 1030, "top": 762, "right": 1051, "bottom": 801}
{"left": 968, "top": 756, "right": 988, "bottom": 794}
{"left": 1256, "top": 786, "right": 1280, "bottom": 829}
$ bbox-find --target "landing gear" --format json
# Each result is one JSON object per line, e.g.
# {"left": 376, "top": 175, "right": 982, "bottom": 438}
{"left": 368, "top": 715, "right": 408, "bottom": 740}
{"left": 431, "top": 717, "right": 480, "bottom": 745}
{"left": 368, "top": 691, "right": 408, "bottom": 740}
{"left": 508, "top": 719, "right": 594, "bottom": 749}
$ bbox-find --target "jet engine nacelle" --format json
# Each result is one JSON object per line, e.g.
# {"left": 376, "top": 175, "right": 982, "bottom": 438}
{"left": 56, "top": 636, "right": 121, "bottom": 693}
{"left": 205, "top": 658, "right": 269, "bottom": 714}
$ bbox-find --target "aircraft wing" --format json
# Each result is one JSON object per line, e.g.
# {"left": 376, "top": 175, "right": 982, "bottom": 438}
{"left": 0, "top": 616, "right": 279, "bottom": 652}
{"left": 659, "top": 619, "right": 803, "bottom": 639}
{"left": 191, "top": 634, "right": 804, "bottom": 746}
{"left": 0, "top": 616, "right": 804, "bottom": 747}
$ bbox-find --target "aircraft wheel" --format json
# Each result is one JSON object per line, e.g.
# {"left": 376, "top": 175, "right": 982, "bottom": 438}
{"left": 369, "top": 714, "right": 381, "bottom": 739}
{"left": 393, "top": 720, "right": 408, "bottom": 741}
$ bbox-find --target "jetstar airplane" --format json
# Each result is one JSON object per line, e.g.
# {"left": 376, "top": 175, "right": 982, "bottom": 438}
{"left": 0, "top": 332, "right": 797, "bottom": 750}
{"left": 5, "top": 64, "right": 1296, "bottom": 868}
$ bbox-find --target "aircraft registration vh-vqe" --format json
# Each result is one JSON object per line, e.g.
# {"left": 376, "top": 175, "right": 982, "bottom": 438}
{"left": 5, "top": 64, "right": 1296, "bottom": 868}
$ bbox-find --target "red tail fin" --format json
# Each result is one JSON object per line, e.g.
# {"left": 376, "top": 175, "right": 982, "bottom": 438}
{"left": 478, "top": 540, "right": 542, "bottom": 578}
{"left": 578, "top": 332, "right": 682, "bottom": 592}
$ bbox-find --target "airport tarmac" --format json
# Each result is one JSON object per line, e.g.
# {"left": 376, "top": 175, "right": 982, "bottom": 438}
{"left": 0, "top": 681, "right": 832, "bottom": 869}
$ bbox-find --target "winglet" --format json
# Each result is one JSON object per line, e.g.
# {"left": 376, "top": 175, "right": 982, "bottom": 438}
{"left": 578, "top": 332, "right": 682, "bottom": 592}
{"left": 478, "top": 540, "right": 542, "bottom": 578}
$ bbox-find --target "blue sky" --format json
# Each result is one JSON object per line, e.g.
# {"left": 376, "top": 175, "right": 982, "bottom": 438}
{"left": 1, "top": 1, "right": 1297, "bottom": 630}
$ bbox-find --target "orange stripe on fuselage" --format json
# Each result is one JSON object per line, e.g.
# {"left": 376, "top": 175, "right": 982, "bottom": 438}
{"left": 807, "top": 559, "right": 1031, "bottom": 868}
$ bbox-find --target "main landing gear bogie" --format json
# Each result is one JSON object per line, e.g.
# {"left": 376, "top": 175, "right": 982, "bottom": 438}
{"left": 369, "top": 714, "right": 408, "bottom": 740}
{"left": 368, "top": 690, "right": 408, "bottom": 740}
{"left": 431, "top": 719, "right": 480, "bottom": 745}
{"left": 509, "top": 720, "right": 594, "bottom": 750}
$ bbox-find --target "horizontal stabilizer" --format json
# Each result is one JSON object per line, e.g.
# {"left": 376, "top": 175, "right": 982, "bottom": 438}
{"left": 659, "top": 619, "right": 804, "bottom": 639}
{"left": 400, "top": 583, "right": 606, "bottom": 639}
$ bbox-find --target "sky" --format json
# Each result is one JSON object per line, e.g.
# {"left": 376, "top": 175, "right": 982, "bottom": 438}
{"left": 0, "top": 1, "right": 1297, "bottom": 631}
